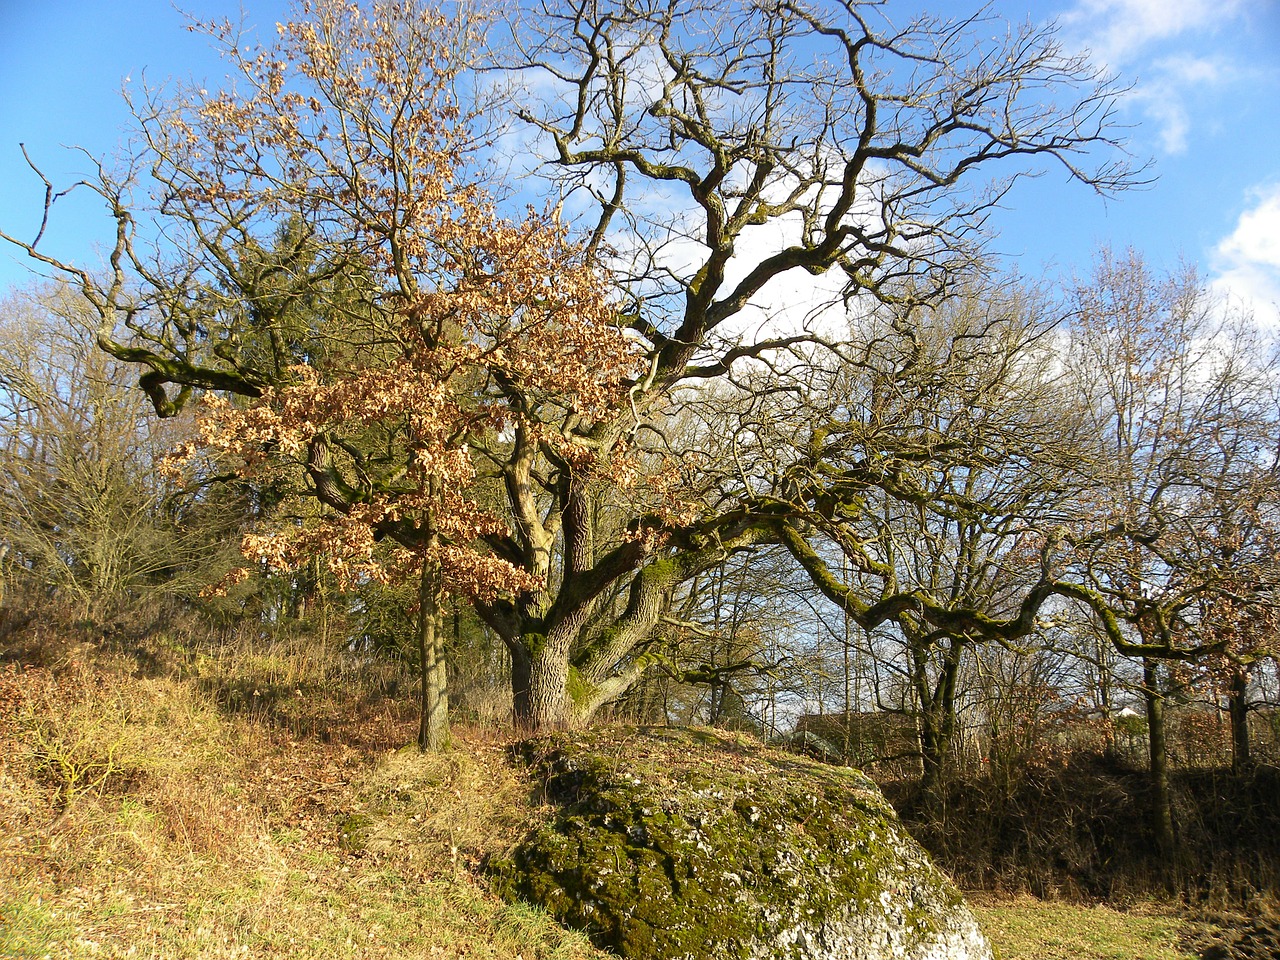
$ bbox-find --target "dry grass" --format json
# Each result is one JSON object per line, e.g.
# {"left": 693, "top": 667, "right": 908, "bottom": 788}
{"left": 174, "top": 626, "right": 418, "bottom": 753}
{"left": 0, "top": 636, "right": 603, "bottom": 960}
{"left": 3, "top": 628, "right": 1247, "bottom": 960}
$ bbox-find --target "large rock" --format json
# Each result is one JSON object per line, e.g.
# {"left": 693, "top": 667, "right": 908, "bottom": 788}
{"left": 488, "top": 726, "right": 991, "bottom": 960}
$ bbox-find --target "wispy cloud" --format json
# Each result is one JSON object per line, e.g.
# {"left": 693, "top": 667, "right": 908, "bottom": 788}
{"left": 1127, "top": 55, "right": 1228, "bottom": 153}
{"left": 1060, "top": 0, "right": 1246, "bottom": 64}
{"left": 1058, "top": 0, "right": 1254, "bottom": 155}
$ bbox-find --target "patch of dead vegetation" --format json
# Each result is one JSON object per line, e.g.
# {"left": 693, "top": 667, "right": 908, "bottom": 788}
{"left": 0, "top": 638, "right": 602, "bottom": 960}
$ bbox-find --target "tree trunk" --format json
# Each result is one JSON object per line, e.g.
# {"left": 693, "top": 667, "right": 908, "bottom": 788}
{"left": 1227, "top": 665, "right": 1252, "bottom": 776}
{"left": 1096, "top": 629, "right": 1117, "bottom": 757}
{"left": 1142, "top": 658, "right": 1175, "bottom": 862}
{"left": 510, "top": 642, "right": 532, "bottom": 728}
{"left": 511, "top": 634, "right": 570, "bottom": 733}
{"left": 918, "top": 695, "right": 958, "bottom": 798}
{"left": 416, "top": 561, "right": 450, "bottom": 751}
{"left": 914, "top": 637, "right": 962, "bottom": 797}
{"left": 919, "top": 716, "right": 948, "bottom": 796}
{"left": 842, "top": 630, "right": 852, "bottom": 764}
{"left": 709, "top": 677, "right": 726, "bottom": 725}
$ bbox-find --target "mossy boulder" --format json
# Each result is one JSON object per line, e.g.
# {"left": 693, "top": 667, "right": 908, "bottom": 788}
{"left": 489, "top": 726, "right": 991, "bottom": 960}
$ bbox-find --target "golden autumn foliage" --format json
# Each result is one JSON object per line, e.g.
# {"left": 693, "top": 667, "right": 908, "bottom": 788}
{"left": 154, "top": 0, "right": 642, "bottom": 601}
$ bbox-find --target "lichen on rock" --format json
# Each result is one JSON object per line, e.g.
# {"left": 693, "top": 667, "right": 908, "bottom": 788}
{"left": 488, "top": 726, "right": 992, "bottom": 960}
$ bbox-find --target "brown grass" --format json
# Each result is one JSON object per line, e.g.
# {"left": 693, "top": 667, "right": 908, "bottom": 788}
{"left": 970, "top": 896, "right": 1199, "bottom": 960}
{"left": 4, "top": 626, "right": 1256, "bottom": 960}
{"left": 0, "top": 635, "right": 601, "bottom": 960}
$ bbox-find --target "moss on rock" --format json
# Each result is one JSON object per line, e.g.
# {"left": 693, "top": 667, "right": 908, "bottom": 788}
{"left": 488, "top": 726, "right": 991, "bottom": 960}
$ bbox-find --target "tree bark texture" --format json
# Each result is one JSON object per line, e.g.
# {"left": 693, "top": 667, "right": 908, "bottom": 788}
{"left": 1142, "top": 658, "right": 1175, "bottom": 863}
{"left": 417, "top": 561, "right": 450, "bottom": 752}
{"left": 1227, "top": 666, "right": 1252, "bottom": 776}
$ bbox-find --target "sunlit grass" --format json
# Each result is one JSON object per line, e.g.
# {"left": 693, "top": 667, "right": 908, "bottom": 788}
{"left": 0, "top": 645, "right": 599, "bottom": 960}
{"left": 2, "top": 636, "right": 1242, "bottom": 960}
{"left": 972, "top": 897, "right": 1198, "bottom": 960}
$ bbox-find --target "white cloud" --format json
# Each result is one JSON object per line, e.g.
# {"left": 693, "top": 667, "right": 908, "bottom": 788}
{"left": 1125, "top": 56, "right": 1224, "bottom": 153}
{"left": 1058, "top": 0, "right": 1253, "bottom": 155}
{"left": 1154, "top": 55, "right": 1224, "bottom": 87}
{"left": 1131, "top": 85, "right": 1191, "bottom": 154}
{"left": 1218, "top": 189, "right": 1280, "bottom": 270}
{"left": 1060, "top": 0, "right": 1246, "bottom": 65}
{"left": 1212, "top": 185, "right": 1280, "bottom": 327}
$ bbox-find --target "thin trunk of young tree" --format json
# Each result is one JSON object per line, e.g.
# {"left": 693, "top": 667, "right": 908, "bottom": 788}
{"left": 416, "top": 477, "right": 449, "bottom": 752}
{"left": 1227, "top": 666, "right": 1252, "bottom": 776}
{"left": 417, "top": 559, "right": 450, "bottom": 751}
{"left": 1142, "top": 658, "right": 1175, "bottom": 863}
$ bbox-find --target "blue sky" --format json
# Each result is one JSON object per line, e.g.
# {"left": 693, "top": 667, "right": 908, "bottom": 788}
{"left": 2, "top": 0, "right": 1278, "bottom": 322}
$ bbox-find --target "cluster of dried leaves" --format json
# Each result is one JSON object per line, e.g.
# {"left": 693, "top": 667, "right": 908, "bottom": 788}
{"left": 156, "top": 0, "right": 644, "bottom": 604}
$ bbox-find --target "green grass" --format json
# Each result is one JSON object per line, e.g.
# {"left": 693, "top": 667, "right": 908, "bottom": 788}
{"left": 973, "top": 899, "right": 1198, "bottom": 960}
{"left": 0, "top": 889, "right": 81, "bottom": 960}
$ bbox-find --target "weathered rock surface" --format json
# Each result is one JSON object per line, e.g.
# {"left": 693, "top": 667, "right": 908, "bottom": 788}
{"left": 488, "top": 726, "right": 992, "bottom": 960}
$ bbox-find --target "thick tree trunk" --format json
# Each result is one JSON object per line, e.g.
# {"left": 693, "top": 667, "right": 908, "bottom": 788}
{"left": 496, "top": 534, "right": 770, "bottom": 736}
{"left": 1227, "top": 666, "right": 1252, "bottom": 776}
{"left": 511, "top": 634, "right": 571, "bottom": 733}
{"left": 506, "top": 555, "right": 696, "bottom": 734}
{"left": 416, "top": 562, "right": 450, "bottom": 751}
{"left": 528, "top": 645, "right": 570, "bottom": 730}
{"left": 1142, "top": 658, "right": 1175, "bottom": 862}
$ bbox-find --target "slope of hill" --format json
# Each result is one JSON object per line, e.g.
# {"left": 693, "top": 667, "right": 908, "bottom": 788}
{"left": 0, "top": 629, "right": 1244, "bottom": 959}
{"left": 0, "top": 632, "right": 602, "bottom": 959}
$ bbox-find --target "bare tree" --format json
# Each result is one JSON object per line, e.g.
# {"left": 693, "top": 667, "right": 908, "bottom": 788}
{"left": 0, "top": 283, "right": 228, "bottom": 624}
{"left": 1058, "top": 248, "right": 1280, "bottom": 857}
{"left": 474, "top": 0, "right": 1141, "bottom": 729}
{"left": 702, "top": 278, "right": 1097, "bottom": 790}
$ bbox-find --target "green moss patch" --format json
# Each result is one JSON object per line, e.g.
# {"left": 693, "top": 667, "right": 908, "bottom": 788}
{"left": 489, "top": 726, "right": 990, "bottom": 960}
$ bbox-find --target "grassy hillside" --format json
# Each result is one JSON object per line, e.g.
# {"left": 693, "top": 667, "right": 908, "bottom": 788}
{"left": 0, "top": 633, "right": 603, "bottom": 959}
{"left": 0, "top": 630, "right": 1250, "bottom": 959}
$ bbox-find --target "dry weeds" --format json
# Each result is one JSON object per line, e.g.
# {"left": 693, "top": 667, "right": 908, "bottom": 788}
{"left": 0, "top": 638, "right": 600, "bottom": 960}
